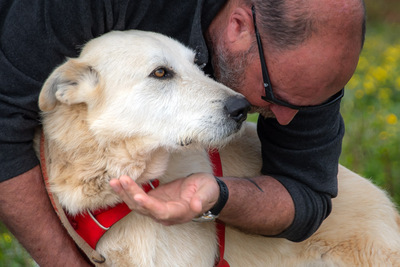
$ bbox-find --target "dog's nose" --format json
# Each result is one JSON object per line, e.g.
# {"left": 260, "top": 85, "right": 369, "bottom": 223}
{"left": 224, "top": 95, "right": 250, "bottom": 124}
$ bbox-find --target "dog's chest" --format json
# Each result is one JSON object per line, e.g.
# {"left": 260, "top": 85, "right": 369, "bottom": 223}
{"left": 95, "top": 149, "right": 218, "bottom": 266}
{"left": 162, "top": 149, "right": 213, "bottom": 183}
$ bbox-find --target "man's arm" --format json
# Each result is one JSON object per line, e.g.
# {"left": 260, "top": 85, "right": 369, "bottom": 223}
{"left": 0, "top": 166, "right": 91, "bottom": 267}
{"left": 110, "top": 173, "right": 294, "bottom": 236}
{"left": 219, "top": 175, "right": 294, "bottom": 236}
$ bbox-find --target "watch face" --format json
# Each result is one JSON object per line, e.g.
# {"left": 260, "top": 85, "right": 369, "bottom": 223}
{"left": 192, "top": 211, "right": 218, "bottom": 222}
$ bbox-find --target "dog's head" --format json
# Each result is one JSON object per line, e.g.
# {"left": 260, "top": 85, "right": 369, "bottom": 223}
{"left": 39, "top": 30, "right": 250, "bottom": 149}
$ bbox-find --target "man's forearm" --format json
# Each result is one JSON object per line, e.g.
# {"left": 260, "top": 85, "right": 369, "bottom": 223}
{"left": 219, "top": 175, "right": 295, "bottom": 236}
{"left": 0, "top": 166, "right": 91, "bottom": 267}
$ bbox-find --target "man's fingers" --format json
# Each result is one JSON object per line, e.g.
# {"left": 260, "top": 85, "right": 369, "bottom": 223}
{"left": 109, "top": 174, "right": 218, "bottom": 225}
{"left": 110, "top": 176, "right": 147, "bottom": 209}
{"left": 119, "top": 175, "right": 142, "bottom": 193}
{"left": 109, "top": 178, "right": 122, "bottom": 193}
{"left": 110, "top": 176, "right": 172, "bottom": 219}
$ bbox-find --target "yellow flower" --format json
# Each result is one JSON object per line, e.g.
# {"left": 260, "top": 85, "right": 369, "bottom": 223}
{"left": 378, "top": 88, "right": 390, "bottom": 101}
{"left": 363, "top": 80, "right": 375, "bottom": 95}
{"left": 355, "top": 89, "right": 364, "bottom": 99}
{"left": 2, "top": 233, "right": 12, "bottom": 243}
{"left": 386, "top": 114, "right": 398, "bottom": 125}
{"left": 384, "top": 46, "right": 400, "bottom": 62}
{"left": 372, "top": 66, "right": 388, "bottom": 82}
{"left": 347, "top": 74, "right": 360, "bottom": 90}
{"left": 384, "top": 48, "right": 397, "bottom": 64}
{"left": 396, "top": 77, "right": 400, "bottom": 90}
{"left": 356, "top": 56, "right": 368, "bottom": 71}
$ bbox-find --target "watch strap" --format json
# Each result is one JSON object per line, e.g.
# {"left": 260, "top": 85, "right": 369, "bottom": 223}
{"left": 192, "top": 176, "right": 229, "bottom": 222}
{"left": 209, "top": 176, "right": 229, "bottom": 216}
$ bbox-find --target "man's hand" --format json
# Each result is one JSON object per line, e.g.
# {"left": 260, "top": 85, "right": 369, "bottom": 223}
{"left": 110, "top": 173, "right": 219, "bottom": 225}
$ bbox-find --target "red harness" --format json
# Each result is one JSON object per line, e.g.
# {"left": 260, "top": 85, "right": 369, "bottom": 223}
{"left": 40, "top": 133, "right": 228, "bottom": 266}
{"left": 209, "top": 149, "right": 230, "bottom": 267}
{"left": 66, "top": 179, "right": 160, "bottom": 250}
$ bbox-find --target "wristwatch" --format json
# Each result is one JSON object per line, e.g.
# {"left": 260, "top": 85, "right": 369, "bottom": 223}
{"left": 192, "top": 176, "right": 229, "bottom": 222}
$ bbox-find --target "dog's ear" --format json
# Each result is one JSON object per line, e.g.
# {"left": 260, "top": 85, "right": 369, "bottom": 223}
{"left": 39, "top": 59, "right": 99, "bottom": 111}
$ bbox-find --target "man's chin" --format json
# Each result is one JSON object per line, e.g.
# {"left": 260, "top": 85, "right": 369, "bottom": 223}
{"left": 250, "top": 106, "right": 276, "bottom": 119}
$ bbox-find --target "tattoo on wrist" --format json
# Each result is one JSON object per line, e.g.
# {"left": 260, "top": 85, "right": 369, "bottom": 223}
{"left": 245, "top": 178, "right": 264, "bottom": 192}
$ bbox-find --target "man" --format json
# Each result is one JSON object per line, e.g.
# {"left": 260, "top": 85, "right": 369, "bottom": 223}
{"left": 0, "top": 0, "right": 365, "bottom": 265}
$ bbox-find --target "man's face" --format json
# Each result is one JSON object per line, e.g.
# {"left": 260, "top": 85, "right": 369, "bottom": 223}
{"left": 211, "top": 37, "right": 277, "bottom": 120}
{"left": 211, "top": 36, "right": 302, "bottom": 124}
{"left": 211, "top": 31, "right": 360, "bottom": 125}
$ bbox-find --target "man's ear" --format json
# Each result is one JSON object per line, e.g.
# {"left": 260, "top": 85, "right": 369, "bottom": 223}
{"left": 226, "top": 6, "right": 254, "bottom": 50}
{"left": 39, "top": 59, "right": 100, "bottom": 111}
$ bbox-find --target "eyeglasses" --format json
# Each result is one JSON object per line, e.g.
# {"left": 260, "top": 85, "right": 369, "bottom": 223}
{"left": 251, "top": 6, "right": 344, "bottom": 111}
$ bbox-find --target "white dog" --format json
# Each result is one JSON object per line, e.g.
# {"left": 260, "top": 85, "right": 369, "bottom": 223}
{"left": 37, "top": 30, "right": 400, "bottom": 266}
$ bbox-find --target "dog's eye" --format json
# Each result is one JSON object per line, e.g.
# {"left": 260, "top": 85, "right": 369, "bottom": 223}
{"left": 151, "top": 67, "right": 173, "bottom": 79}
{"left": 154, "top": 68, "right": 166, "bottom": 77}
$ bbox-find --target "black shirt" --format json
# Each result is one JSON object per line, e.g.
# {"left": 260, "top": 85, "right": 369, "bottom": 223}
{"left": 258, "top": 103, "right": 343, "bottom": 241}
{"left": 0, "top": 0, "right": 343, "bottom": 242}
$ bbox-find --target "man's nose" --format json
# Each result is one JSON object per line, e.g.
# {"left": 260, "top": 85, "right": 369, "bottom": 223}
{"left": 269, "top": 104, "right": 299, "bottom": 125}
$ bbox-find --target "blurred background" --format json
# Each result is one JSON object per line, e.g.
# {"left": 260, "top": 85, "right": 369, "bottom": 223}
{"left": 1, "top": 0, "right": 399, "bottom": 265}
{"left": 340, "top": 0, "right": 400, "bottom": 205}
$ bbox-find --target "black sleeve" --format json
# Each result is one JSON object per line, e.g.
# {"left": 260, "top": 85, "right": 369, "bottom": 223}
{"left": 0, "top": 0, "right": 118, "bottom": 181}
{"left": 257, "top": 100, "right": 344, "bottom": 242}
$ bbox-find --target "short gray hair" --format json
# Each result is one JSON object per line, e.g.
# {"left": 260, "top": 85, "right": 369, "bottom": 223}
{"left": 249, "top": 0, "right": 315, "bottom": 50}
{"left": 247, "top": 0, "right": 366, "bottom": 50}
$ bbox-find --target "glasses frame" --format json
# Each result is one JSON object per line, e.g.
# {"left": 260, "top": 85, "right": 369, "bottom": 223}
{"left": 251, "top": 5, "right": 344, "bottom": 111}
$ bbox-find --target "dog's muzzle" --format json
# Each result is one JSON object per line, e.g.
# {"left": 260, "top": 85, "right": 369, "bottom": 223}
{"left": 224, "top": 95, "right": 251, "bottom": 124}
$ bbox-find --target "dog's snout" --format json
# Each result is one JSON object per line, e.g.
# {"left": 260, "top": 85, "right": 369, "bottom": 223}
{"left": 224, "top": 95, "right": 250, "bottom": 124}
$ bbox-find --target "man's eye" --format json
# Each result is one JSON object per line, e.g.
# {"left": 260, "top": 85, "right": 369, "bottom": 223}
{"left": 151, "top": 67, "right": 173, "bottom": 78}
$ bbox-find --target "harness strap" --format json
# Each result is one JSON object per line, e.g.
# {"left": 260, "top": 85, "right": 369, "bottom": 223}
{"left": 208, "top": 149, "right": 230, "bottom": 267}
{"left": 40, "top": 132, "right": 107, "bottom": 264}
{"left": 67, "top": 179, "right": 159, "bottom": 250}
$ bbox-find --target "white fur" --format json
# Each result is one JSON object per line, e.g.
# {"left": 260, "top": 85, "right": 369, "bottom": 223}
{"left": 37, "top": 30, "right": 400, "bottom": 266}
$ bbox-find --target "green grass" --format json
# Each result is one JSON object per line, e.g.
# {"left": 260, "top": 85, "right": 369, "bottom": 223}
{"left": 0, "top": 223, "right": 36, "bottom": 266}
{"left": 340, "top": 22, "right": 400, "bottom": 206}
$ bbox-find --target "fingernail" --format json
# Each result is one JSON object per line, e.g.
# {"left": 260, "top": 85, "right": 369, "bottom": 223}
{"left": 120, "top": 177, "right": 129, "bottom": 188}
{"left": 109, "top": 179, "right": 120, "bottom": 192}
{"left": 134, "top": 195, "right": 144, "bottom": 206}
